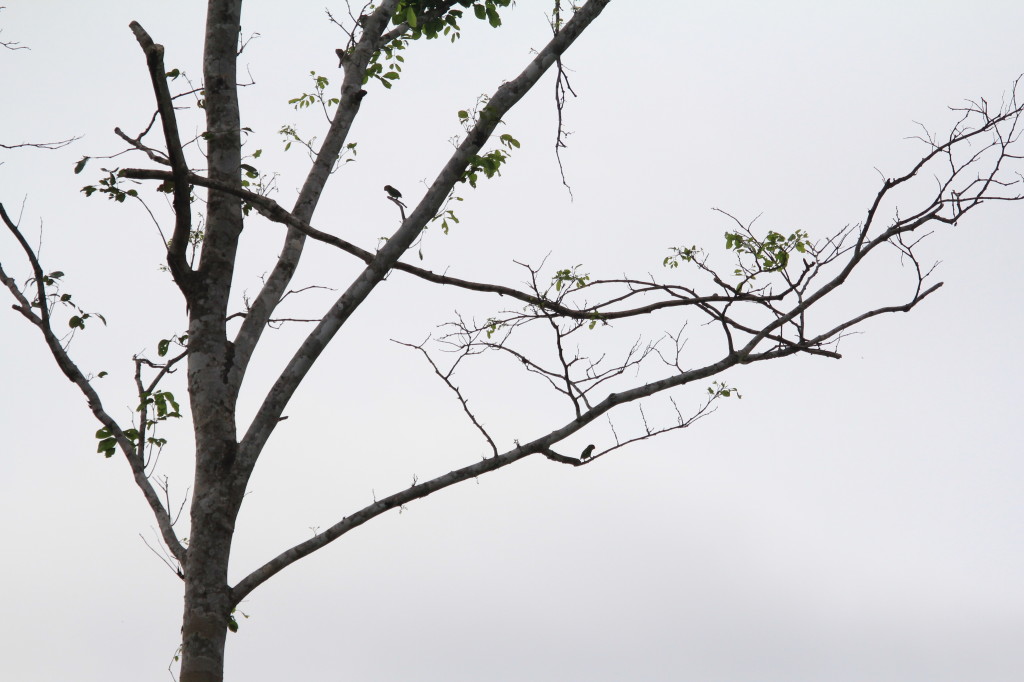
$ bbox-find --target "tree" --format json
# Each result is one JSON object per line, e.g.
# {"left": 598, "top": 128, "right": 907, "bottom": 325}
{"left": 2, "top": 2, "right": 1023, "bottom": 681}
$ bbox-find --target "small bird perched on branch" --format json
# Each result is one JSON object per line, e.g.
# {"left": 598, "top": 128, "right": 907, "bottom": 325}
{"left": 580, "top": 444, "right": 596, "bottom": 460}
{"left": 384, "top": 184, "right": 407, "bottom": 209}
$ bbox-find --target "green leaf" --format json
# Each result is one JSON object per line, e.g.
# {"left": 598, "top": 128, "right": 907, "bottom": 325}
{"left": 473, "top": 4, "right": 486, "bottom": 20}
{"left": 486, "top": 3, "right": 501, "bottom": 27}
{"left": 97, "top": 437, "right": 117, "bottom": 457}
{"left": 406, "top": 6, "right": 417, "bottom": 27}
{"left": 74, "top": 157, "right": 90, "bottom": 174}
{"left": 157, "top": 339, "right": 170, "bottom": 357}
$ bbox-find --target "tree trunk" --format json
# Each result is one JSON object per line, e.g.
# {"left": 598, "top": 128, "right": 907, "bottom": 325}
{"left": 178, "top": 467, "right": 240, "bottom": 682}
{"left": 178, "top": 1, "right": 244, "bottom": 677}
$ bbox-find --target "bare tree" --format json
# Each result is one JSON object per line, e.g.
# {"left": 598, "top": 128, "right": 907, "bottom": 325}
{"left": 1, "top": 2, "right": 1022, "bottom": 681}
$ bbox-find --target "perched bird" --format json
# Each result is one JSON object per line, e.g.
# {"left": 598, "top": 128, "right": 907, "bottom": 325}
{"left": 580, "top": 444, "right": 596, "bottom": 460}
{"left": 383, "top": 185, "right": 403, "bottom": 199}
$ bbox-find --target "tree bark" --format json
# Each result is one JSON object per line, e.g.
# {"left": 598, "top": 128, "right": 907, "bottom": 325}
{"left": 179, "top": 472, "right": 238, "bottom": 682}
{"left": 178, "top": 1, "right": 244, "bottom": 680}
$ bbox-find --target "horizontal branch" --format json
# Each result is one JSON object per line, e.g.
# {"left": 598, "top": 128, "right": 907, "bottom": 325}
{"left": 120, "top": 167, "right": 765, "bottom": 319}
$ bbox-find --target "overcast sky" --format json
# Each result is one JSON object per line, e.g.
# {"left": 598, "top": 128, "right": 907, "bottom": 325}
{"left": 1, "top": 2, "right": 1022, "bottom": 681}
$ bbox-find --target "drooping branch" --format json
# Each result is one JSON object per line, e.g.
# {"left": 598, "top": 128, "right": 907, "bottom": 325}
{"left": 0, "top": 203, "right": 187, "bottom": 565}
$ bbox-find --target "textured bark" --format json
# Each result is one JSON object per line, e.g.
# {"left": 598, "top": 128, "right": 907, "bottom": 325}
{"left": 178, "top": 1, "right": 244, "bottom": 680}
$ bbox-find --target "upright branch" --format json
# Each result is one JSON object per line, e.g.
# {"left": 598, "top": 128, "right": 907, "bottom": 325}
{"left": 230, "top": 0, "right": 402, "bottom": 380}
{"left": 128, "top": 21, "right": 194, "bottom": 291}
{"left": 234, "top": 0, "right": 613, "bottom": 476}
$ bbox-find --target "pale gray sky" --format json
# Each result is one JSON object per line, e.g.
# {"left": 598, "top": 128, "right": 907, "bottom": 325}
{"left": 1, "top": 2, "right": 1022, "bottom": 681}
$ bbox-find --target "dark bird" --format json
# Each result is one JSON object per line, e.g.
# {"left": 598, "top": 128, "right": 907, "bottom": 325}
{"left": 383, "top": 185, "right": 403, "bottom": 199}
{"left": 580, "top": 444, "right": 596, "bottom": 460}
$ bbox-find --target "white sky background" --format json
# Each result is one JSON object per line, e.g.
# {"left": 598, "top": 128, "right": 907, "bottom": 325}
{"left": 1, "top": 1, "right": 1022, "bottom": 680}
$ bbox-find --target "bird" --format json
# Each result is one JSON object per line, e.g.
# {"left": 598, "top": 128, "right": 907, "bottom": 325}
{"left": 383, "top": 185, "right": 403, "bottom": 199}
{"left": 580, "top": 444, "right": 596, "bottom": 460}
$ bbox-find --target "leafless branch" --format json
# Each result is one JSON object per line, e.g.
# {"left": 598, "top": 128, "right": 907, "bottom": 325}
{"left": 394, "top": 337, "right": 499, "bottom": 457}
{"left": 1, "top": 136, "right": 81, "bottom": 150}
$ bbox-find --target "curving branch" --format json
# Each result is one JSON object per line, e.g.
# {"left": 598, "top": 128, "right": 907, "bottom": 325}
{"left": 0, "top": 203, "right": 187, "bottom": 565}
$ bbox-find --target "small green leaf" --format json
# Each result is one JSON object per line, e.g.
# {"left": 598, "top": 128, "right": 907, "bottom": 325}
{"left": 74, "top": 157, "right": 90, "bottom": 174}
{"left": 486, "top": 4, "right": 501, "bottom": 27}
{"left": 97, "top": 437, "right": 117, "bottom": 457}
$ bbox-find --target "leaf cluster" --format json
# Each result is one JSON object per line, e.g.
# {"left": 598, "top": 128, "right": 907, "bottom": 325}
{"left": 27, "top": 269, "right": 107, "bottom": 330}
{"left": 94, "top": 389, "right": 181, "bottom": 458}
{"left": 725, "top": 229, "right": 809, "bottom": 273}
{"left": 80, "top": 168, "right": 138, "bottom": 203}
{"left": 460, "top": 132, "right": 520, "bottom": 187}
